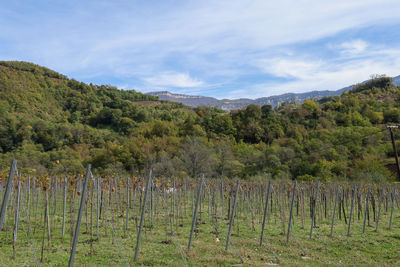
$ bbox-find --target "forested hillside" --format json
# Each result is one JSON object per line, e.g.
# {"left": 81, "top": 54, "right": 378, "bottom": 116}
{"left": 1, "top": 61, "right": 399, "bottom": 181}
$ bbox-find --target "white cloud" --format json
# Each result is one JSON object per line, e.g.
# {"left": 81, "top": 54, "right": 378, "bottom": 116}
{"left": 257, "top": 58, "right": 323, "bottom": 80}
{"left": 1, "top": 0, "right": 400, "bottom": 98}
{"left": 241, "top": 48, "right": 400, "bottom": 99}
{"left": 144, "top": 72, "right": 203, "bottom": 88}
{"left": 4, "top": 0, "right": 400, "bottom": 70}
{"left": 332, "top": 39, "right": 369, "bottom": 55}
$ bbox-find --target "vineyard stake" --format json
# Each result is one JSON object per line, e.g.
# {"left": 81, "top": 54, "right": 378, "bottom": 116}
{"left": 362, "top": 187, "right": 370, "bottom": 234}
{"left": 54, "top": 177, "right": 58, "bottom": 217}
{"left": 0, "top": 159, "right": 17, "bottom": 232}
{"left": 188, "top": 175, "right": 204, "bottom": 252}
{"left": 126, "top": 177, "right": 130, "bottom": 232}
{"left": 310, "top": 181, "right": 320, "bottom": 238}
{"left": 347, "top": 185, "right": 357, "bottom": 237}
{"left": 388, "top": 126, "right": 400, "bottom": 179}
{"left": 13, "top": 179, "right": 21, "bottom": 257}
{"left": 375, "top": 189, "right": 382, "bottom": 232}
{"left": 40, "top": 190, "right": 48, "bottom": 262}
{"left": 301, "top": 187, "right": 305, "bottom": 228}
{"left": 173, "top": 179, "right": 176, "bottom": 228}
{"left": 132, "top": 187, "right": 136, "bottom": 225}
{"left": 85, "top": 177, "right": 89, "bottom": 234}
{"left": 26, "top": 174, "right": 31, "bottom": 236}
{"left": 287, "top": 181, "right": 297, "bottom": 243}
{"left": 110, "top": 180, "right": 115, "bottom": 245}
{"left": 33, "top": 176, "right": 38, "bottom": 235}
{"left": 134, "top": 170, "right": 152, "bottom": 261}
{"left": 46, "top": 184, "right": 51, "bottom": 246}
{"left": 330, "top": 184, "right": 340, "bottom": 237}
{"left": 68, "top": 164, "right": 91, "bottom": 267}
{"left": 62, "top": 176, "right": 67, "bottom": 239}
{"left": 89, "top": 177, "right": 94, "bottom": 253}
{"left": 220, "top": 180, "right": 224, "bottom": 220}
{"left": 389, "top": 188, "right": 394, "bottom": 230}
{"left": 260, "top": 180, "right": 272, "bottom": 246}
{"left": 151, "top": 178, "right": 154, "bottom": 228}
{"left": 226, "top": 180, "right": 240, "bottom": 251}
{"left": 97, "top": 177, "right": 101, "bottom": 236}
{"left": 207, "top": 183, "right": 210, "bottom": 222}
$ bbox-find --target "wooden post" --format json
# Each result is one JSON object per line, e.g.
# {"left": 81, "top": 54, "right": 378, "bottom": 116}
{"left": 150, "top": 178, "right": 154, "bottom": 228}
{"left": 32, "top": 176, "right": 37, "bottom": 235}
{"left": 347, "top": 185, "right": 357, "bottom": 237}
{"left": 40, "top": 190, "right": 48, "bottom": 263}
{"left": 375, "top": 189, "right": 383, "bottom": 232}
{"left": 287, "top": 181, "right": 297, "bottom": 243}
{"left": 134, "top": 170, "right": 152, "bottom": 261}
{"left": 388, "top": 126, "right": 400, "bottom": 180}
{"left": 188, "top": 175, "right": 204, "bottom": 252}
{"left": 0, "top": 160, "right": 17, "bottom": 232}
{"left": 362, "top": 187, "right": 370, "bottom": 234}
{"left": 62, "top": 177, "right": 67, "bottom": 239}
{"left": 226, "top": 180, "right": 240, "bottom": 251}
{"left": 26, "top": 175, "right": 31, "bottom": 236}
{"left": 13, "top": 179, "right": 21, "bottom": 256}
{"left": 260, "top": 180, "right": 272, "bottom": 246}
{"left": 220, "top": 180, "right": 224, "bottom": 220}
{"left": 330, "top": 185, "right": 340, "bottom": 237}
{"left": 126, "top": 177, "right": 130, "bottom": 232}
{"left": 68, "top": 165, "right": 91, "bottom": 267}
{"left": 389, "top": 187, "right": 395, "bottom": 230}
{"left": 310, "top": 181, "right": 320, "bottom": 239}
{"left": 97, "top": 177, "right": 101, "bottom": 236}
{"left": 173, "top": 179, "right": 176, "bottom": 228}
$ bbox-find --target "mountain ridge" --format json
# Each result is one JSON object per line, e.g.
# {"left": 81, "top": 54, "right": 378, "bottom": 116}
{"left": 148, "top": 75, "right": 400, "bottom": 110}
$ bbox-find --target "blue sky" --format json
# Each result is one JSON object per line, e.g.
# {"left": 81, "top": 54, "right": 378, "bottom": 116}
{"left": 1, "top": 0, "right": 400, "bottom": 99}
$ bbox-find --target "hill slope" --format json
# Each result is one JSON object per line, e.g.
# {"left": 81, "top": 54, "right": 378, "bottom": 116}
{"left": 1, "top": 61, "right": 400, "bottom": 182}
{"left": 0, "top": 61, "right": 158, "bottom": 121}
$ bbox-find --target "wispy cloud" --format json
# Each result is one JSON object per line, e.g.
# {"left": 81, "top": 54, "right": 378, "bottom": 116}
{"left": 144, "top": 72, "right": 203, "bottom": 88}
{"left": 257, "top": 58, "right": 323, "bottom": 80}
{"left": 240, "top": 47, "right": 400, "bottom": 99}
{"left": 329, "top": 39, "right": 369, "bottom": 56}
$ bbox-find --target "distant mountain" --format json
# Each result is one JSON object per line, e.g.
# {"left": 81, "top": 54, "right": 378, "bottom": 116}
{"left": 393, "top": 75, "right": 400, "bottom": 85}
{"left": 147, "top": 91, "right": 222, "bottom": 107}
{"left": 148, "top": 75, "right": 400, "bottom": 111}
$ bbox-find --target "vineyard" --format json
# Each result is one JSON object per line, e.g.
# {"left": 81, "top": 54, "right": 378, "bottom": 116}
{"left": 1, "top": 160, "right": 400, "bottom": 266}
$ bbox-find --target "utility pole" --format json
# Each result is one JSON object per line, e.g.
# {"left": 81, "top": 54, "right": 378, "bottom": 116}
{"left": 387, "top": 125, "right": 400, "bottom": 180}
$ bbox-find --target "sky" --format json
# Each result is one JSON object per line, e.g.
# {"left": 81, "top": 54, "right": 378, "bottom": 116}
{"left": 1, "top": 0, "right": 400, "bottom": 99}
